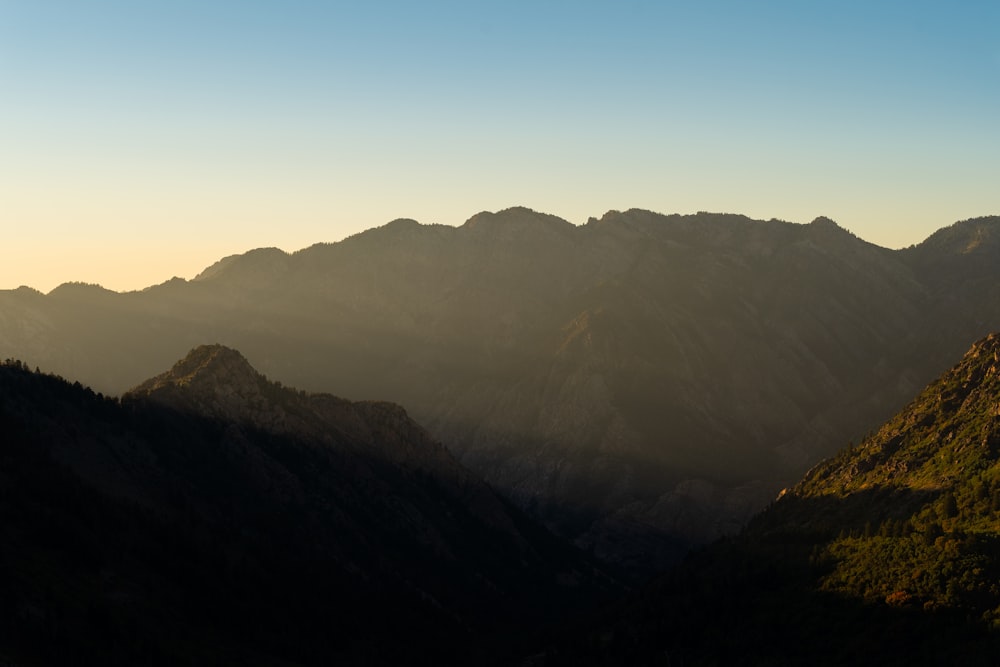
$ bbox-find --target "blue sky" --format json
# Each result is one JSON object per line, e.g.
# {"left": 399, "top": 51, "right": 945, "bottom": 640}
{"left": 1, "top": 0, "right": 998, "bottom": 291}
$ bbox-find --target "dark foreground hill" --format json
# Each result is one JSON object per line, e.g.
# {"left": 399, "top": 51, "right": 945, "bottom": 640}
{"left": 3, "top": 208, "right": 1000, "bottom": 574}
{"left": 0, "top": 346, "right": 613, "bottom": 666}
{"left": 547, "top": 334, "right": 1000, "bottom": 666}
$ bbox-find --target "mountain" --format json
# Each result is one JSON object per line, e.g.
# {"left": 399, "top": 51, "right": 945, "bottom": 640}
{"left": 901, "top": 216, "right": 1000, "bottom": 356}
{"left": 0, "top": 347, "right": 613, "bottom": 666}
{"left": 549, "top": 334, "right": 1000, "bottom": 666}
{"left": 3, "top": 208, "right": 1000, "bottom": 574}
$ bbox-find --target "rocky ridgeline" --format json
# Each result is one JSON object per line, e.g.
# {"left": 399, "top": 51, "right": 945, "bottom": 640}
{"left": 3, "top": 209, "right": 1000, "bottom": 574}
{"left": 553, "top": 333, "right": 1000, "bottom": 665}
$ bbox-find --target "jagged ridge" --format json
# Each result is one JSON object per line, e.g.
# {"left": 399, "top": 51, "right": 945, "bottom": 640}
{"left": 795, "top": 332, "right": 1000, "bottom": 497}
{"left": 4, "top": 208, "right": 1000, "bottom": 576}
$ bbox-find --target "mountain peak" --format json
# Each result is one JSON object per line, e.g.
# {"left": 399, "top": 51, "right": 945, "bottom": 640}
{"left": 382, "top": 217, "right": 421, "bottom": 229}
{"left": 2, "top": 285, "right": 44, "bottom": 298}
{"left": 809, "top": 215, "right": 839, "bottom": 228}
{"left": 915, "top": 216, "right": 1000, "bottom": 256}
{"left": 193, "top": 247, "right": 290, "bottom": 284}
{"left": 127, "top": 345, "right": 269, "bottom": 421}
{"left": 806, "top": 216, "right": 859, "bottom": 242}
{"left": 47, "top": 282, "right": 117, "bottom": 299}
{"left": 461, "top": 206, "right": 574, "bottom": 234}
{"left": 969, "top": 331, "right": 1000, "bottom": 355}
{"left": 160, "top": 344, "right": 257, "bottom": 384}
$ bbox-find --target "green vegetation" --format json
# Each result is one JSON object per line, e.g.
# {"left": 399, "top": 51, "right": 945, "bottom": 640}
{"left": 789, "top": 335, "right": 1000, "bottom": 620}
{"left": 544, "top": 334, "right": 1000, "bottom": 665}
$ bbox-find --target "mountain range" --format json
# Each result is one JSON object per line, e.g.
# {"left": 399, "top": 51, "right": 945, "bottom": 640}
{"left": 0, "top": 345, "right": 611, "bottom": 665}
{"left": 3, "top": 208, "right": 1000, "bottom": 573}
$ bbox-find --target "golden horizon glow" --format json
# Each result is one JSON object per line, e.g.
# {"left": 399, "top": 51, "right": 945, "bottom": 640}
{"left": 2, "top": 1, "right": 996, "bottom": 292}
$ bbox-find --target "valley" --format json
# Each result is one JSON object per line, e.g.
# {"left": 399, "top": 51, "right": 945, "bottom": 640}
{"left": 3, "top": 209, "right": 1000, "bottom": 574}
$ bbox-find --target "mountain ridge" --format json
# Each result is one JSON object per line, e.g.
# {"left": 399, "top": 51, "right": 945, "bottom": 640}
{"left": 551, "top": 333, "right": 1000, "bottom": 665}
{"left": 792, "top": 332, "right": 1000, "bottom": 499}
{"left": 0, "top": 348, "right": 614, "bottom": 665}
{"left": 3, "top": 207, "right": 1000, "bottom": 573}
{"left": 18, "top": 211, "right": 998, "bottom": 297}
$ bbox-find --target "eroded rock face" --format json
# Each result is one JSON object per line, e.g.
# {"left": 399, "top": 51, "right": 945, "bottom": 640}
{"left": 4, "top": 210, "right": 1000, "bottom": 573}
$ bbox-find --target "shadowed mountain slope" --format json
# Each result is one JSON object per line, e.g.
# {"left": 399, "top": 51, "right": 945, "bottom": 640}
{"left": 0, "top": 347, "right": 612, "bottom": 666}
{"left": 2, "top": 208, "right": 1000, "bottom": 574}
{"left": 550, "top": 334, "right": 1000, "bottom": 666}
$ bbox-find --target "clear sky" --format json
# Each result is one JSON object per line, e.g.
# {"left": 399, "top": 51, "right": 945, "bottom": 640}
{"left": 2, "top": 1, "right": 998, "bottom": 292}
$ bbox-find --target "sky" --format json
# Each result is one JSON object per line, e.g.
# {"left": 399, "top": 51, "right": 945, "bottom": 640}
{"left": 1, "top": 0, "right": 998, "bottom": 292}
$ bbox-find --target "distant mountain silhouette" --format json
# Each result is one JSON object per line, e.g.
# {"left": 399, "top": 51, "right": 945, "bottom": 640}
{"left": 548, "top": 333, "right": 1000, "bottom": 665}
{"left": 3, "top": 208, "right": 1000, "bottom": 574}
{"left": 0, "top": 348, "right": 612, "bottom": 666}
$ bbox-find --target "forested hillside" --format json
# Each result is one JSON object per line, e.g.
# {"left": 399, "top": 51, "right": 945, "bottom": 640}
{"left": 548, "top": 334, "right": 1000, "bottom": 666}
{"left": 0, "top": 348, "right": 612, "bottom": 665}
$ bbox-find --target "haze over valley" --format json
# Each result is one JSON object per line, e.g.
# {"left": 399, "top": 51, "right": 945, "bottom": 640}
{"left": 6, "top": 208, "right": 1000, "bottom": 663}
{"left": 4, "top": 0, "right": 1000, "bottom": 663}
{"left": 5, "top": 208, "right": 1000, "bottom": 574}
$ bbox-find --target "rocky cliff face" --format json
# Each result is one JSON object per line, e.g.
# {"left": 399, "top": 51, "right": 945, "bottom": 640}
{"left": 792, "top": 332, "right": 1000, "bottom": 498}
{"left": 2, "top": 208, "right": 1000, "bottom": 574}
